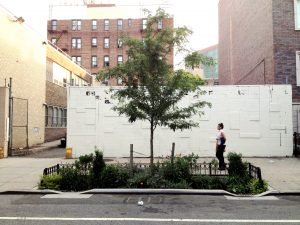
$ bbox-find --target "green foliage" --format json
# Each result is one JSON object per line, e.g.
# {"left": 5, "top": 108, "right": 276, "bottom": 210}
{"left": 184, "top": 51, "right": 216, "bottom": 70}
{"left": 97, "top": 8, "right": 211, "bottom": 167}
{"left": 191, "top": 176, "right": 227, "bottom": 190}
{"left": 160, "top": 154, "right": 199, "bottom": 183}
{"left": 227, "top": 152, "right": 249, "bottom": 178}
{"left": 59, "top": 168, "right": 90, "bottom": 191}
{"left": 101, "top": 165, "right": 129, "bottom": 188}
{"left": 75, "top": 153, "right": 93, "bottom": 175}
{"left": 165, "top": 180, "right": 191, "bottom": 189}
{"left": 39, "top": 174, "right": 61, "bottom": 190}
{"left": 249, "top": 178, "right": 268, "bottom": 194}
{"left": 226, "top": 175, "right": 251, "bottom": 194}
{"left": 91, "top": 150, "right": 106, "bottom": 187}
{"left": 128, "top": 171, "right": 152, "bottom": 188}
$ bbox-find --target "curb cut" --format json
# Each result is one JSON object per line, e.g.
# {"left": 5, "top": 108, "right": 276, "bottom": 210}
{"left": 0, "top": 190, "right": 62, "bottom": 195}
{"left": 80, "top": 189, "right": 238, "bottom": 196}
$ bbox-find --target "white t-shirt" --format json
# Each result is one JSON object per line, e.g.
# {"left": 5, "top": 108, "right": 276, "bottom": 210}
{"left": 216, "top": 129, "right": 225, "bottom": 145}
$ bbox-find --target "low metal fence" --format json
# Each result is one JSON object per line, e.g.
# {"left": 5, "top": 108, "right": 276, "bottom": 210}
{"left": 43, "top": 162, "right": 262, "bottom": 182}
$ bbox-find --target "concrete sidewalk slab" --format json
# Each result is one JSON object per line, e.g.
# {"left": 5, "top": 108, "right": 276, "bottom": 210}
{"left": 0, "top": 157, "right": 74, "bottom": 192}
{"left": 246, "top": 157, "right": 300, "bottom": 192}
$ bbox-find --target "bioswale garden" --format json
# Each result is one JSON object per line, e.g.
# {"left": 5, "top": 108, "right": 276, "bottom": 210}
{"left": 40, "top": 9, "right": 267, "bottom": 195}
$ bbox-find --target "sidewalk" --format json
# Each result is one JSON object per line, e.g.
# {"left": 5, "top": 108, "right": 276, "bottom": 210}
{"left": 0, "top": 145, "right": 300, "bottom": 192}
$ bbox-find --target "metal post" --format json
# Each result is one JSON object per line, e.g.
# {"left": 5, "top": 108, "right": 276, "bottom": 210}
{"left": 171, "top": 142, "right": 175, "bottom": 165}
{"left": 209, "top": 163, "right": 212, "bottom": 176}
{"left": 293, "top": 132, "right": 297, "bottom": 157}
{"left": 130, "top": 144, "right": 133, "bottom": 175}
{"left": 26, "top": 99, "right": 29, "bottom": 148}
{"left": 8, "top": 78, "right": 12, "bottom": 155}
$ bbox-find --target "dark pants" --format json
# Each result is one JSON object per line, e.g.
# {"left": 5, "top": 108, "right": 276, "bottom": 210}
{"left": 216, "top": 145, "right": 226, "bottom": 169}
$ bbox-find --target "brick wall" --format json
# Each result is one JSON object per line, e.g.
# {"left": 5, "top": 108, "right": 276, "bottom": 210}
{"left": 218, "top": 0, "right": 275, "bottom": 85}
{"left": 47, "top": 18, "right": 174, "bottom": 85}
{"left": 45, "top": 81, "right": 67, "bottom": 141}
{"left": 46, "top": 81, "right": 67, "bottom": 107}
{"left": 272, "top": 0, "right": 300, "bottom": 102}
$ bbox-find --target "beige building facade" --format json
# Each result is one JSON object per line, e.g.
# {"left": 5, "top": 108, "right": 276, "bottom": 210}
{"left": 0, "top": 5, "right": 91, "bottom": 156}
{"left": 0, "top": 6, "right": 46, "bottom": 152}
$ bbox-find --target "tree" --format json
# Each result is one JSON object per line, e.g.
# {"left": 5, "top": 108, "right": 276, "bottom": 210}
{"left": 97, "top": 8, "right": 214, "bottom": 168}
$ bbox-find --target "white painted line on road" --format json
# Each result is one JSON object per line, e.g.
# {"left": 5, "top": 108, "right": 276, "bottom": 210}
{"left": 0, "top": 217, "right": 299, "bottom": 223}
{"left": 41, "top": 193, "right": 93, "bottom": 199}
{"left": 225, "top": 196, "right": 279, "bottom": 200}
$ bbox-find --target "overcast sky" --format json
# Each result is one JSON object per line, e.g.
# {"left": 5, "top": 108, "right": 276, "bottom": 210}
{"left": 0, "top": 0, "right": 219, "bottom": 66}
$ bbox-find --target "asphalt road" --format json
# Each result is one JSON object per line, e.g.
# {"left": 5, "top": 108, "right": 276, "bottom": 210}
{"left": 0, "top": 194, "right": 299, "bottom": 225}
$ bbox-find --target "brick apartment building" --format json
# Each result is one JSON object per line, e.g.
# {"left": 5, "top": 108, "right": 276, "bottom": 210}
{"left": 219, "top": 0, "right": 300, "bottom": 131}
{"left": 47, "top": 4, "right": 174, "bottom": 85}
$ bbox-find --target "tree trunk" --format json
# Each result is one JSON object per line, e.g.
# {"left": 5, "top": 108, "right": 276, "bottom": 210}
{"left": 150, "top": 119, "right": 154, "bottom": 170}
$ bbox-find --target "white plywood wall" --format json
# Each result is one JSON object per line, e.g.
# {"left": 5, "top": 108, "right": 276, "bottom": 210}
{"left": 67, "top": 85, "right": 293, "bottom": 158}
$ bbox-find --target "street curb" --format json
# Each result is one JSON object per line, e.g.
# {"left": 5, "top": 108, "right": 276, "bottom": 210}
{"left": 80, "top": 188, "right": 238, "bottom": 196}
{"left": 0, "top": 190, "right": 62, "bottom": 195}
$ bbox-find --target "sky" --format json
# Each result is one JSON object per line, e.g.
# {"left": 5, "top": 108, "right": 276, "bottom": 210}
{"left": 0, "top": 0, "right": 219, "bottom": 66}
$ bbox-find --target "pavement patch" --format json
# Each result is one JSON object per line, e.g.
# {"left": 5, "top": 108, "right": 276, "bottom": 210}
{"left": 41, "top": 193, "right": 92, "bottom": 199}
{"left": 225, "top": 196, "right": 279, "bottom": 200}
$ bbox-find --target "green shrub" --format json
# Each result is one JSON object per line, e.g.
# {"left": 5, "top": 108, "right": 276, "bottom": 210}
{"left": 128, "top": 171, "right": 151, "bottom": 188}
{"left": 101, "top": 165, "right": 129, "bottom": 188}
{"left": 226, "top": 175, "right": 251, "bottom": 194}
{"left": 75, "top": 153, "right": 94, "bottom": 175}
{"left": 191, "top": 176, "right": 211, "bottom": 189}
{"left": 249, "top": 178, "right": 268, "bottom": 194}
{"left": 91, "top": 150, "right": 106, "bottom": 187}
{"left": 39, "top": 174, "right": 61, "bottom": 190}
{"left": 160, "top": 153, "right": 198, "bottom": 183}
{"left": 191, "top": 175, "right": 228, "bottom": 190}
{"left": 60, "top": 168, "right": 90, "bottom": 191}
{"left": 165, "top": 179, "right": 191, "bottom": 189}
{"left": 227, "top": 152, "right": 249, "bottom": 178}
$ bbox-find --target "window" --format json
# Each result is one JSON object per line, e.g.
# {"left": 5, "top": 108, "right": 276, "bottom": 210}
{"left": 47, "top": 106, "right": 53, "bottom": 127}
{"left": 63, "top": 109, "right": 67, "bottom": 127}
{"left": 92, "top": 55, "right": 97, "bottom": 67}
{"left": 104, "top": 37, "right": 109, "bottom": 48}
{"left": 53, "top": 107, "right": 58, "bottom": 127}
{"left": 72, "top": 56, "right": 81, "bottom": 66}
{"left": 92, "top": 20, "right": 97, "bottom": 30}
{"left": 157, "top": 19, "right": 163, "bottom": 30}
{"left": 51, "top": 38, "right": 57, "bottom": 44}
{"left": 51, "top": 20, "right": 57, "bottom": 30}
{"left": 117, "top": 55, "right": 123, "bottom": 65}
{"left": 117, "top": 19, "right": 123, "bottom": 30}
{"left": 295, "top": 0, "right": 300, "bottom": 29}
{"left": 104, "top": 19, "right": 109, "bottom": 31}
{"left": 296, "top": 51, "right": 300, "bottom": 85}
{"left": 117, "top": 38, "right": 123, "bottom": 48}
{"left": 142, "top": 19, "right": 147, "bottom": 30}
{"left": 91, "top": 37, "right": 97, "bottom": 47}
{"left": 72, "top": 20, "right": 81, "bottom": 30}
{"left": 72, "top": 38, "right": 81, "bottom": 49}
{"left": 128, "top": 18, "right": 132, "bottom": 27}
{"left": 104, "top": 55, "right": 110, "bottom": 67}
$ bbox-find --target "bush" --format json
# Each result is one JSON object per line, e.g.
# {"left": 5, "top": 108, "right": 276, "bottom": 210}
{"left": 39, "top": 174, "right": 61, "bottom": 190}
{"left": 160, "top": 153, "right": 198, "bottom": 183}
{"left": 191, "top": 176, "right": 228, "bottom": 190}
{"left": 249, "top": 178, "right": 268, "bottom": 194}
{"left": 101, "top": 165, "right": 129, "bottom": 188}
{"left": 227, "top": 152, "right": 249, "bottom": 178}
{"left": 128, "top": 171, "right": 152, "bottom": 188}
{"left": 165, "top": 180, "right": 191, "bottom": 189}
{"left": 226, "top": 175, "right": 251, "bottom": 194}
{"left": 91, "top": 150, "right": 106, "bottom": 187}
{"left": 59, "top": 168, "right": 90, "bottom": 191}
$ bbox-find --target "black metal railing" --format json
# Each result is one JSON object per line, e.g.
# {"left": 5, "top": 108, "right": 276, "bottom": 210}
{"left": 248, "top": 163, "right": 262, "bottom": 182}
{"left": 43, "top": 162, "right": 262, "bottom": 180}
{"left": 43, "top": 164, "right": 74, "bottom": 176}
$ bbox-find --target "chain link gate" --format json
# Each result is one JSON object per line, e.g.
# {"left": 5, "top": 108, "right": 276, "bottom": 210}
{"left": 9, "top": 97, "right": 28, "bottom": 153}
